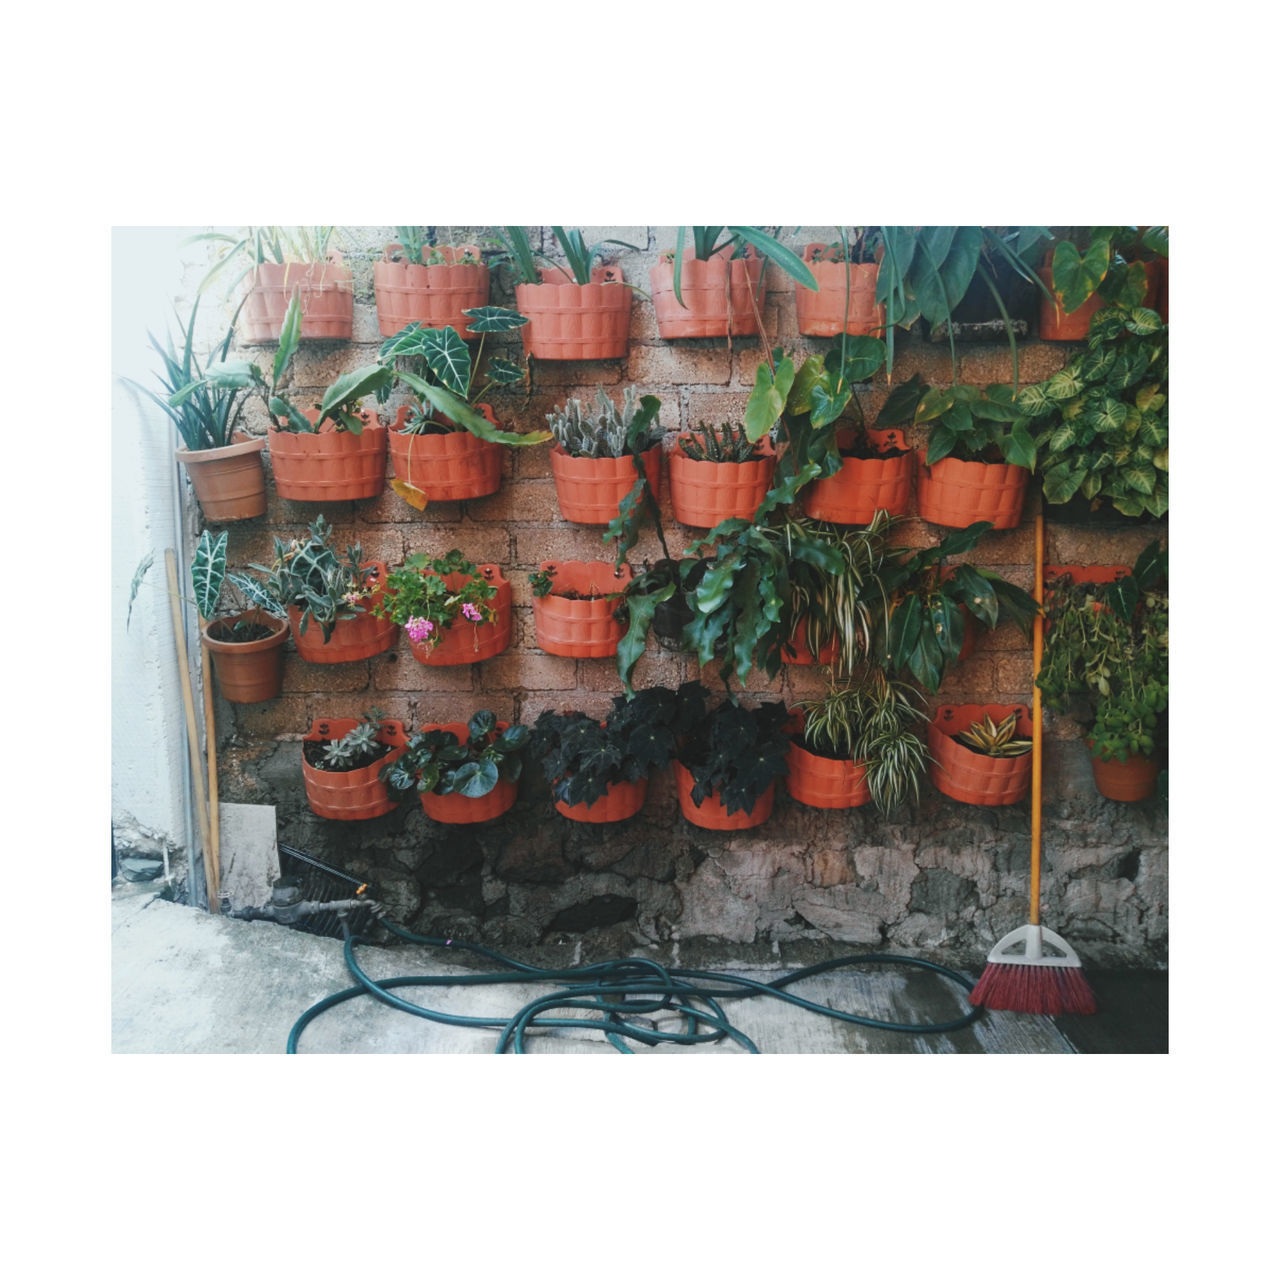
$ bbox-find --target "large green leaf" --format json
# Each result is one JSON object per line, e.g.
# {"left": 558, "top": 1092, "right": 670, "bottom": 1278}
{"left": 876, "top": 372, "right": 927, "bottom": 426}
{"left": 1098, "top": 261, "right": 1150, "bottom": 308}
{"left": 420, "top": 327, "right": 472, "bottom": 396}
{"left": 912, "top": 227, "right": 983, "bottom": 325}
{"left": 828, "top": 336, "right": 887, "bottom": 386}
{"left": 726, "top": 226, "right": 818, "bottom": 290}
{"left": 396, "top": 370, "right": 550, "bottom": 446}
{"left": 1042, "top": 461, "right": 1086, "bottom": 503}
{"left": 462, "top": 306, "right": 528, "bottom": 333}
{"left": 616, "top": 581, "right": 676, "bottom": 694}
{"left": 192, "top": 530, "right": 227, "bottom": 621}
{"left": 273, "top": 295, "right": 302, "bottom": 388}
{"left": 810, "top": 381, "right": 852, "bottom": 429}
{"left": 1141, "top": 227, "right": 1169, "bottom": 256}
{"left": 450, "top": 758, "right": 500, "bottom": 798}
{"left": 316, "top": 365, "right": 394, "bottom": 429}
{"left": 744, "top": 360, "right": 787, "bottom": 441}
{"left": 1052, "top": 236, "right": 1111, "bottom": 313}
{"left": 485, "top": 357, "right": 524, "bottom": 385}
{"left": 999, "top": 424, "right": 1037, "bottom": 470}
{"left": 947, "top": 564, "right": 998, "bottom": 629}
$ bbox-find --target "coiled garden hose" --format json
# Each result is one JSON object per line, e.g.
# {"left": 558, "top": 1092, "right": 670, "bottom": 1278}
{"left": 286, "top": 915, "right": 984, "bottom": 1054}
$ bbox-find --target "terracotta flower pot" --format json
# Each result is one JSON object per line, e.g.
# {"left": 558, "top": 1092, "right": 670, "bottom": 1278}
{"left": 649, "top": 246, "right": 764, "bottom": 339}
{"left": 373, "top": 244, "right": 490, "bottom": 338}
{"left": 916, "top": 451, "right": 1028, "bottom": 530}
{"left": 288, "top": 562, "right": 399, "bottom": 664}
{"left": 549, "top": 443, "right": 663, "bottom": 525}
{"left": 176, "top": 433, "right": 267, "bottom": 522}
{"left": 674, "top": 761, "right": 774, "bottom": 831}
{"left": 387, "top": 404, "right": 504, "bottom": 501}
{"left": 516, "top": 265, "right": 631, "bottom": 360}
{"left": 269, "top": 410, "right": 388, "bottom": 502}
{"left": 417, "top": 722, "right": 518, "bottom": 824}
{"left": 555, "top": 777, "right": 648, "bottom": 824}
{"left": 801, "top": 427, "right": 911, "bottom": 524}
{"left": 668, "top": 438, "right": 774, "bottom": 528}
{"left": 781, "top": 617, "right": 838, "bottom": 667}
{"left": 928, "top": 704, "right": 1032, "bottom": 806}
{"left": 783, "top": 713, "right": 871, "bottom": 810}
{"left": 407, "top": 566, "right": 512, "bottom": 666}
{"left": 531, "top": 560, "right": 633, "bottom": 659}
{"left": 1045, "top": 564, "right": 1132, "bottom": 629}
{"left": 301, "top": 718, "right": 409, "bottom": 821}
{"left": 242, "top": 260, "right": 353, "bottom": 343}
{"left": 200, "top": 609, "right": 289, "bottom": 703}
{"left": 1087, "top": 745, "right": 1160, "bottom": 803}
{"left": 1037, "top": 260, "right": 1160, "bottom": 341}
{"left": 795, "top": 247, "right": 884, "bottom": 338}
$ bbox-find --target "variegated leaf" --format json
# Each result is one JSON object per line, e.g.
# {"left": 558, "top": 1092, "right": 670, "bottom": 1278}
{"left": 421, "top": 327, "right": 472, "bottom": 396}
{"left": 1123, "top": 466, "right": 1156, "bottom": 495}
{"left": 486, "top": 357, "right": 524, "bottom": 385}
{"left": 1152, "top": 448, "right": 1169, "bottom": 471}
{"left": 1124, "top": 307, "right": 1163, "bottom": 335}
{"left": 1015, "top": 384, "right": 1055, "bottom": 418}
{"left": 1095, "top": 395, "right": 1128, "bottom": 434}
{"left": 1045, "top": 368, "right": 1084, "bottom": 401}
{"left": 463, "top": 306, "right": 529, "bottom": 333}
{"left": 192, "top": 530, "right": 227, "bottom": 621}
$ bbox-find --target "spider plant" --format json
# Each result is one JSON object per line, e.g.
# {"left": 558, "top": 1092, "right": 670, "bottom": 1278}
{"left": 185, "top": 226, "right": 343, "bottom": 299}
{"left": 670, "top": 226, "right": 818, "bottom": 306}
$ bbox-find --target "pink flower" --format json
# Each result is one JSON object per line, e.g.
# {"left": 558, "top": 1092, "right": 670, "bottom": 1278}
{"left": 406, "top": 616, "right": 437, "bottom": 645}
{"left": 462, "top": 602, "right": 483, "bottom": 623}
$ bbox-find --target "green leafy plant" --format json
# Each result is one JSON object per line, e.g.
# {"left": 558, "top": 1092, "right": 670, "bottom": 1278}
{"left": 388, "top": 227, "right": 481, "bottom": 266}
{"left": 528, "top": 567, "right": 556, "bottom": 598}
{"left": 491, "top": 226, "right": 640, "bottom": 286}
{"left": 679, "top": 420, "right": 760, "bottom": 463}
{"left": 954, "top": 711, "right": 1032, "bottom": 758}
{"left": 307, "top": 708, "right": 393, "bottom": 773}
{"left": 547, "top": 385, "right": 664, "bottom": 459}
{"left": 1047, "top": 226, "right": 1168, "bottom": 317}
{"left": 381, "top": 711, "right": 529, "bottom": 799}
{"left": 185, "top": 226, "right": 345, "bottom": 299}
{"left": 805, "top": 229, "right": 879, "bottom": 264}
{"left": 668, "top": 227, "right": 817, "bottom": 307}
{"left": 372, "top": 550, "right": 497, "bottom": 648}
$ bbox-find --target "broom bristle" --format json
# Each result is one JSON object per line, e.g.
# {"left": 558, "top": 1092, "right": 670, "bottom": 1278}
{"left": 970, "top": 962, "right": 1097, "bottom": 1016}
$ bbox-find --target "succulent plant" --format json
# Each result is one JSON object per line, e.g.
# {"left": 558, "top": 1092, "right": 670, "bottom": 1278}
{"left": 679, "top": 420, "right": 759, "bottom": 463}
{"left": 546, "top": 385, "right": 663, "bottom": 459}
{"left": 955, "top": 712, "right": 1032, "bottom": 758}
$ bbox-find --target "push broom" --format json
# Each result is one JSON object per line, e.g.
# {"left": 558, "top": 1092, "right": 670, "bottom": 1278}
{"left": 969, "top": 512, "right": 1096, "bottom": 1016}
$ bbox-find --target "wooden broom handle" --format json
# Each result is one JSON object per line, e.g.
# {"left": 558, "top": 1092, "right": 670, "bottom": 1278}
{"left": 1030, "top": 513, "right": 1045, "bottom": 927}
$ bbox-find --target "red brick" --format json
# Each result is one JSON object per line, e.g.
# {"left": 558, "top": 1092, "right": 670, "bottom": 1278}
{"left": 519, "top": 692, "right": 615, "bottom": 726}
{"left": 781, "top": 664, "right": 833, "bottom": 701}
{"left": 283, "top": 655, "right": 374, "bottom": 693}
{"left": 483, "top": 652, "right": 578, "bottom": 691}
{"left": 627, "top": 343, "right": 732, "bottom": 387}
{"left": 527, "top": 364, "right": 623, "bottom": 389}
{"left": 685, "top": 391, "right": 753, "bottom": 432}
{"left": 373, "top": 651, "right": 477, "bottom": 693}
{"left": 308, "top": 694, "right": 415, "bottom": 726}
{"left": 515, "top": 525, "right": 665, "bottom": 569}
{"left": 403, "top": 523, "right": 512, "bottom": 566}
{"left": 356, "top": 487, "right": 465, "bottom": 524}
{"left": 415, "top": 693, "right": 515, "bottom": 729}
{"left": 962, "top": 524, "right": 1033, "bottom": 565}
{"left": 468, "top": 480, "right": 560, "bottom": 524}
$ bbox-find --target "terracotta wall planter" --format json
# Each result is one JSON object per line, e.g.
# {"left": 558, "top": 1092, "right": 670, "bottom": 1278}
{"left": 783, "top": 713, "right": 871, "bottom": 810}
{"left": 1088, "top": 746, "right": 1160, "bottom": 803}
{"left": 550, "top": 443, "right": 663, "bottom": 525}
{"left": 269, "top": 410, "right": 388, "bottom": 502}
{"left": 795, "top": 246, "right": 883, "bottom": 338}
{"left": 288, "top": 562, "right": 399, "bottom": 664}
{"left": 650, "top": 246, "right": 764, "bottom": 340}
{"left": 555, "top": 777, "right": 648, "bottom": 824}
{"left": 668, "top": 438, "right": 774, "bottom": 528}
{"left": 780, "top": 617, "right": 837, "bottom": 667}
{"left": 516, "top": 266, "right": 631, "bottom": 360}
{"left": 417, "top": 722, "right": 518, "bottom": 824}
{"left": 176, "top": 434, "right": 267, "bottom": 522}
{"left": 801, "top": 427, "right": 911, "bottom": 524}
{"left": 373, "top": 244, "right": 489, "bottom": 338}
{"left": 674, "top": 761, "right": 774, "bottom": 831}
{"left": 1037, "top": 260, "right": 1159, "bottom": 341}
{"left": 532, "top": 560, "right": 633, "bottom": 659}
{"left": 916, "top": 451, "right": 1028, "bottom": 530}
{"left": 388, "top": 404, "right": 503, "bottom": 501}
{"left": 302, "top": 718, "right": 409, "bottom": 820}
{"left": 242, "top": 261, "right": 353, "bottom": 343}
{"left": 201, "top": 609, "right": 289, "bottom": 703}
{"left": 408, "top": 566, "right": 512, "bottom": 667}
{"left": 928, "top": 704, "right": 1032, "bottom": 806}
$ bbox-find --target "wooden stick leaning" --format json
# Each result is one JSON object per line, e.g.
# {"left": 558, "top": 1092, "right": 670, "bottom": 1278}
{"left": 202, "top": 652, "right": 221, "bottom": 909}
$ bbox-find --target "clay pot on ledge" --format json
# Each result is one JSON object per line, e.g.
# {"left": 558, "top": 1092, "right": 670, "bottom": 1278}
{"left": 388, "top": 404, "right": 504, "bottom": 502}
{"left": 795, "top": 245, "right": 883, "bottom": 338}
{"left": 531, "top": 560, "right": 633, "bottom": 659}
{"left": 268, "top": 409, "right": 388, "bottom": 502}
{"left": 176, "top": 433, "right": 267, "bottom": 522}
{"left": 555, "top": 777, "right": 649, "bottom": 824}
{"left": 242, "top": 259, "right": 353, "bottom": 343}
{"left": 783, "top": 712, "right": 871, "bottom": 810}
{"left": 301, "top": 718, "right": 409, "bottom": 821}
{"left": 674, "top": 761, "right": 774, "bottom": 831}
{"left": 928, "top": 704, "right": 1032, "bottom": 806}
{"left": 668, "top": 437, "right": 774, "bottom": 528}
{"left": 200, "top": 608, "right": 289, "bottom": 703}
{"left": 1087, "top": 744, "right": 1160, "bottom": 803}
{"left": 516, "top": 265, "right": 631, "bottom": 361}
{"left": 550, "top": 443, "right": 663, "bottom": 525}
{"left": 1037, "top": 257, "right": 1160, "bottom": 342}
{"left": 417, "top": 722, "right": 518, "bottom": 824}
{"left": 373, "top": 243, "right": 490, "bottom": 338}
{"left": 916, "top": 450, "right": 1028, "bottom": 530}
{"left": 650, "top": 245, "right": 764, "bottom": 340}
{"left": 288, "top": 562, "right": 399, "bottom": 664}
{"left": 408, "top": 566, "right": 513, "bottom": 667}
{"left": 801, "top": 427, "right": 911, "bottom": 524}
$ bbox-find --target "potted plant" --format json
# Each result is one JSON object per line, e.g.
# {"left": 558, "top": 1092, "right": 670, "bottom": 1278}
{"left": 126, "top": 298, "right": 268, "bottom": 522}
{"left": 530, "top": 561, "right": 633, "bottom": 659}
{"left": 786, "top": 670, "right": 929, "bottom": 811}
{"left": 927, "top": 704, "right": 1033, "bottom": 806}
{"left": 794, "top": 229, "right": 884, "bottom": 338}
{"left": 528, "top": 686, "right": 697, "bottom": 824}
{"left": 546, "top": 385, "right": 665, "bottom": 524}
{"left": 381, "top": 710, "right": 530, "bottom": 824}
{"left": 302, "top": 708, "right": 411, "bottom": 820}
{"left": 673, "top": 686, "right": 791, "bottom": 831}
{"left": 649, "top": 226, "right": 817, "bottom": 340}
{"left": 373, "top": 228, "right": 490, "bottom": 337}
{"left": 372, "top": 550, "right": 511, "bottom": 666}
{"left": 668, "top": 419, "right": 776, "bottom": 528}
{"left": 189, "top": 226, "right": 353, "bottom": 343}
{"left": 378, "top": 311, "right": 550, "bottom": 507}
{"left": 1039, "top": 226, "right": 1167, "bottom": 340}
{"left": 494, "top": 226, "right": 638, "bottom": 361}
{"left": 247, "top": 515, "right": 398, "bottom": 663}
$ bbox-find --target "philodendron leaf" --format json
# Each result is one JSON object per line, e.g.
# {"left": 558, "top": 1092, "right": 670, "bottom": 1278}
{"left": 1098, "top": 261, "right": 1150, "bottom": 308}
{"left": 876, "top": 372, "right": 926, "bottom": 426}
{"left": 1141, "top": 227, "right": 1169, "bottom": 256}
{"left": 744, "top": 358, "right": 795, "bottom": 441}
{"left": 810, "top": 381, "right": 852, "bottom": 430}
{"left": 192, "top": 530, "right": 227, "bottom": 621}
{"left": 485, "top": 358, "right": 524, "bottom": 385}
{"left": 829, "top": 335, "right": 887, "bottom": 386}
{"left": 1052, "top": 237, "right": 1111, "bottom": 314}
{"left": 396, "top": 371, "right": 551, "bottom": 446}
{"left": 422, "top": 327, "right": 473, "bottom": 396}
{"left": 462, "top": 306, "right": 529, "bottom": 334}
{"left": 316, "top": 365, "right": 393, "bottom": 427}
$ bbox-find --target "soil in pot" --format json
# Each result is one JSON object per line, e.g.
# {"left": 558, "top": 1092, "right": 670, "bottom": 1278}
{"left": 532, "top": 560, "right": 633, "bottom": 659}
{"left": 201, "top": 608, "right": 289, "bottom": 703}
{"left": 301, "top": 719, "right": 409, "bottom": 821}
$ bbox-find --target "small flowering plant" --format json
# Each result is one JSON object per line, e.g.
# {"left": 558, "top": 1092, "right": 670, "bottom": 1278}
{"left": 373, "top": 549, "right": 497, "bottom": 651}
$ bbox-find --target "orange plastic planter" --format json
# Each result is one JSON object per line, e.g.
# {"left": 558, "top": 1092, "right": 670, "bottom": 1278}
{"left": 417, "top": 722, "right": 518, "bottom": 824}
{"left": 801, "top": 427, "right": 911, "bottom": 524}
{"left": 302, "top": 719, "right": 409, "bottom": 820}
{"left": 531, "top": 560, "right": 633, "bottom": 659}
{"left": 917, "top": 451, "right": 1028, "bottom": 530}
{"left": 408, "top": 566, "right": 512, "bottom": 667}
{"left": 550, "top": 444, "right": 663, "bottom": 524}
{"left": 288, "top": 562, "right": 399, "bottom": 664}
{"left": 674, "top": 761, "right": 774, "bottom": 831}
{"left": 783, "top": 712, "right": 871, "bottom": 810}
{"left": 201, "top": 609, "right": 289, "bottom": 703}
{"left": 1037, "top": 260, "right": 1160, "bottom": 341}
{"left": 668, "top": 440, "right": 774, "bottom": 527}
{"left": 795, "top": 247, "right": 883, "bottom": 338}
{"left": 269, "top": 411, "right": 388, "bottom": 502}
{"left": 555, "top": 777, "right": 648, "bottom": 824}
{"left": 780, "top": 618, "right": 838, "bottom": 667}
{"left": 388, "top": 404, "right": 504, "bottom": 501}
{"left": 1088, "top": 747, "right": 1160, "bottom": 803}
{"left": 516, "top": 266, "right": 631, "bottom": 360}
{"left": 373, "top": 244, "right": 489, "bottom": 338}
{"left": 176, "top": 434, "right": 267, "bottom": 522}
{"left": 650, "top": 246, "right": 764, "bottom": 339}
{"left": 242, "top": 261, "right": 353, "bottom": 343}
{"left": 928, "top": 704, "right": 1032, "bottom": 806}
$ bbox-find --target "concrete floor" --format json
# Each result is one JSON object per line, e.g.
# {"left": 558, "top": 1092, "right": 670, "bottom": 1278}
{"left": 111, "top": 880, "right": 1167, "bottom": 1054}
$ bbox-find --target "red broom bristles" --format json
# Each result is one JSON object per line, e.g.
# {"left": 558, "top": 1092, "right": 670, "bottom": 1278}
{"left": 969, "top": 962, "right": 1097, "bottom": 1016}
